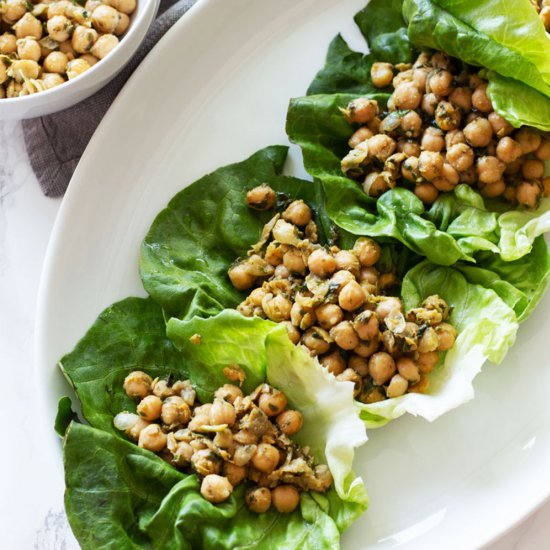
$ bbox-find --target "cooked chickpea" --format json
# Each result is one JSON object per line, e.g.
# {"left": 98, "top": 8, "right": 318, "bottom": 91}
{"left": 67, "top": 57, "right": 92, "bottom": 79}
{"left": 92, "top": 4, "right": 121, "bottom": 34}
{"left": 392, "top": 81, "right": 422, "bottom": 110}
{"left": 348, "top": 127, "right": 373, "bottom": 148}
{"left": 161, "top": 396, "right": 191, "bottom": 426}
{"left": 488, "top": 112, "right": 513, "bottom": 137}
{"left": 72, "top": 25, "right": 98, "bottom": 54}
{"left": 368, "top": 352, "right": 396, "bottom": 385}
{"left": 448, "top": 86, "right": 472, "bottom": 112}
{"left": 541, "top": 6, "right": 550, "bottom": 30}
{"left": 463, "top": 118, "right": 493, "bottom": 148}
{"left": 42, "top": 73, "right": 65, "bottom": 89}
{"left": 105, "top": 0, "right": 137, "bottom": 14}
{"left": 353, "top": 237, "right": 380, "bottom": 267}
{"left": 320, "top": 350, "right": 346, "bottom": 375}
{"left": 214, "top": 384, "right": 243, "bottom": 404}
{"left": 200, "top": 474, "right": 232, "bottom": 503}
{"left": 330, "top": 269, "right": 355, "bottom": 291}
{"left": 348, "top": 354, "right": 369, "bottom": 376}
{"left": 417, "top": 350, "right": 440, "bottom": 374}
{"left": 126, "top": 417, "right": 150, "bottom": 441}
{"left": 246, "top": 487, "right": 272, "bottom": 513}
{"left": 522, "top": 159, "right": 545, "bottom": 180}
{"left": 59, "top": 40, "right": 76, "bottom": 60}
{"left": 337, "top": 367, "right": 363, "bottom": 396}
{"left": 262, "top": 293, "right": 292, "bottom": 322}
{"left": 396, "top": 357, "right": 420, "bottom": 382}
{"left": 344, "top": 97, "right": 378, "bottom": 124}
{"left": 2, "top": 0, "right": 26, "bottom": 23}
{"left": 354, "top": 338, "right": 379, "bottom": 358}
{"left": 516, "top": 181, "right": 542, "bottom": 208}
{"left": 282, "top": 200, "right": 311, "bottom": 226}
{"left": 283, "top": 249, "right": 306, "bottom": 274}
{"left": 421, "top": 92, "right": 439, "bottom": 115}
{"left": 43, "top": 51, "right": 69, "bottom": 74}
{"left": 223, "top": 463, "right": 247, "bottom": 487}
{"left": 445, "top": 129, "right": 465, "bottom": 148}
{"left": 471, "top": 83, "right": 493, "bottom": 113}
{"left": 47, "top": 15, "right": 72, "bottom": 42}
{"left": 397, "top": 139, "right": 421, "bottom": 157}
{"left": 479, "top": 179, "right": 505, "bottom": 198}
{"left": 368, "top": 134, "right": 397, "bottom": 162}
{"left": 400, "top": 110, "right": 423, "bottom": 138}
{"left": 445, "top": 143, "right": 473, "bottom": 172}
{"left": 246, "top": 184, "right": 276, "bottom": 211}
{"left": 275, "top": 410, "right": 303, "bottom": 435}
{"left": 515, "top": 128, "right": 542, "bottom": 154}
{"left": 338, "top": 280, "right": 366, "bottom": 311}
{"left": 496, "top": 137, "right": 523, "bottom": 164}
{"left": 90, "top": 33, "right": 119, "bottom": 59}
{"left": 536, "top": 139, "right": 550, "bottom": 161}
{"left": 258, "top": 389, "right": 287, "bottom": 417}
{"left": 191, "top": 449, "right": 221, "bottom": 476}
{"left": 375, "top": 296, "right": 402, "bottom": 320}
{"left": 363, "top": 172, "right": 389, "bottom": 197}
{"left": 477, "top": 156, "right": 506, "bottom": 184}
{"left": 386, "top": 374, "right": 409, "bottom": 398}
{"left": 16, "top": 37, "right": 40, "bottom": 62}
{"left": 0, "top": 63, "right": 7, "bottom": 86}
{"left": 0, "top": 33, "right": 16, "bottom": 55}
{"left": 427, "top": 69, "right": 453, "bottom": 96}
{"left": 13, "top": 13, "right": 42, "bottom": 39}
{"left": 421, "top": 127, "right": 445, "bottom": 152}
{"left": 136, "top": 395, "right": 162, "bottom": 421}
{"left": 418, "top": 150, "right": 444, "bottom": 181}
{"left": 271, "top": 485, "right": 300, "bottom": 514}
{"left": 418, "top": 327, "right": 439, "bottom": 353}
{"left": 332, "top": 251, "right": 359, "bottom": 275}
{"left": 114, "top": 12, "right": 130, "bottom": 35}
{"left": 123, "top": 371, "right": 153, "bottom": 399}
{"left": 228, "top": 263, "right": 256, "bottom": 290}
{"left": 353, "top": 310, "right": 379, "bottom": 340}
{"left": 302, "top": 327, "right": 331, "bottom": 355}
{"left": 308, "top": 249, "right": 336, "bottom": 277}
{"left": 435, "top": 322, "right": 457, "bottom": 351}
{"left": 252, "top": 443, "right": 280, "bottom": 474}
{"left": 435, "top": 101, "right": 462, "bottom": 131}
{"left": 316, "top": 303, "right": 344, "bottom": 330}
{"left": 371, "top": 62, "right": 394, "bottom": 88}
{"left": 210, "top": 398, "right": 236, "bottom": 426}
{"left": 138, "top": 424, "right": 167, "bottom": 453}
{"left": 414, "top": 183, "right": 439, "bottom": 204}
{"left": 330, "top": 321, "right": 360, "bottom": 350}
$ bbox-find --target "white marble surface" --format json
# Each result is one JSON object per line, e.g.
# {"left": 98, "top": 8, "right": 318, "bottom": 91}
{"left": 0, "top": 119, "right": 549, "bottom": 549}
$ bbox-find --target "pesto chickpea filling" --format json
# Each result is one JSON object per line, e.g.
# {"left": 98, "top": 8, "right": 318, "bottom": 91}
{"left": 0, "top": 0, "right": 137, "bottom": 98}
{"left": 341, "top": 50, "right": 550, "bottom": 208}
{"left": 228, "top": 186, "right": 457, "bottom": 403}
{"left": 115, "top": 371, "right": 333, "bottom": 514}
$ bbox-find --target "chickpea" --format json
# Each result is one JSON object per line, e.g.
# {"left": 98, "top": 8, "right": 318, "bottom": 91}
{"left": 503, "top": 185, "right": 517, "bottom": 203}
{"left": 320, "top": 350, "right": 346, "bottom": 375}
{"left": 402, "top": 157, "right": 421, "bottom": 182}
{"left": 338, "top": 280, "right": 366, "bottom": 311}
{"left": 477, "top": 156, "right": 506, "bottom": 184}
{"left": 262, "top": 293, "right": 291, "bottom": 322}
{"left": 418, "top": 150, "right": 444, "bottom": 181}
{"left": 302, "top": 327, "right": 331, "bottom": 355}
{"left": 106, "top": 0, "right": 137, "bottom": 14}
{"left": 348, "top": 127, "right": 373, "bottom": 148}
{"left": 123, "top": 371, "right": 153, "bottom": 399}
{"left": 223, "top": 463, "right": 247, "bottom": 487}
{"left": 516, "top": 181, "right": 542, "bottom": 208}
{"left": 308, "top": 249, "right": 336, "bottom": 277}
{"left": 435, "top": 322, "right": 457, "bottom": 351}
{"left": 445, "top": 129, "right": 466, "bottom": 148}
{"left": 59, "top": 40, "right": 76, "bottom": 60}
{"left": 331, "top": 251, "right": 358, "bottom": 277}
{"left": 160, "top": 396, "right": 190, "bottom": 426}
{"left": 445, "top": 143, "right": 473, "bottom": 173}
{"left": 136, "top": 395, "right": 162, "bottom": 421}
{"left": 289, "top": 302, "right": 315, "bottom": 331}
{"left": 353, "top": 310, "right": 379, "bottom": 341}
{"left": 0, "top": 33, "right": 16, "bottom": 55}
{"left": 271, "top": 485, "right": 300, "bottom": 514}
{"left": 42, "top": 51, "right": 68, "bottom": 74}
{"left": 414, "top": 183, "right": 439, "bottom": 205}
{"left": 488, "top": 112, "right": 513, "bottom": 138}
{"left": 258, "top": 388, "right": 287, "bottom": 417}
{"left": 463, "top": 118, "right": 493, "bottom": 148}
{"left": 114, "top": 12, "right": 130, "bottom": 35}
{"left": 363, "top": 172, "right": 389, "bottom": 197}
{"left": 315, "top": 303, "right": 343, "bottom": 330}
{"left": 471, "top": 84, "right": 493, "bottom": 113}
{"left": 330, "top": 269, "right": 355, "bottom": 293}
{"left": 418, "top": 327, "right": 439, "bottom": 353}
{"left": 427, "top": 69, "right": 453, "bottom": 96}
{"left": 496, "top": 137, "right": 523, "bottom": 164}
{"left": 275, "top": 409, "right": 303, "bottom": 435}
{"left": 92, "top": 4, "right": 121, "bottom": 34}
{"left": 47, "top": 1, "right": 72, "bottom": 17}
{"left": 522, "top": 159, "right": 545, "bottom": 180}
{"left": 67, "top": 57, "right": 92, "bottom": 80}
{"left": 421, "top": 92, "right": 439, "bottom": 115}
{"left": 343, "top": 97, "right": 378, "bottom": 124}
{"left": 246, "top": 487, "right": 272, "bottom": 513}
{"left": 368, "top": 134, "right": 396, "bottom": 162}
{"left": 336, "top": 367, "right": 363, "bottom": 396}
{"left": 351, "top": 237, "right": 380, "bottom": 267}
{"left": 431, "top": 51, "right": 452, "bottom": 70}
{"left": 400, "top": 110, "right": 422, "bottom": 138}
{"left": 90, "top": 33, "right": 119, "bottom": 59}
{"left": 2, "top": 0, "right": 26, "bottom": 23}
{"left": 375, "top": 296, "right": 402, "bottom": 321}
{"left": 42, "top": 73, "right": 65, "bottom": 89}
{"left": 541, "top": 6, "right": 550, "bottom": 30}
{"left": 392, "top": 81, "right": 422, "bottom": 110}
{"left": 396, "top": 357, "right": 420, "bottom": 382}
{"left": 397, "top": 139, "right": 421, "bottom": 157}
{"left": 386, "top": 374, "right": 409, "bottom": 398}
{"left": 283, "top": 249, "right": 306, "bottom": 274}
{"left": 282, "top": 200, "right": 311, "bottom": 227}
{"left": 417, "top": 350, "right": 440, "bottom": 374}
{"left": 246, "top": 184, "right": 276, "bottom": 210}
{"left": 191, "top": 449, "right": 221, "bottom": 476}
{"left": 138, "top": 424, "right": 167, "bottom": 453}
{"left": 126, "top": 417, "right": 150, "bottom": 441}
{"left": 361, "top": 387, "right": 386, "bottom": 404}
{"left": 421, "top": 127, "right": 445, "bottom": 152}
{"left": 47, "top": 15, "right": 72, "bottom": 42}
{"left": 515, "top": 128, "right": 542, "bottom": 154}
{"left": 448, "top": 87, "right": 472, "bottom": 112}
{"left": 14, "top": 37, "right": 40, "bottom": 63}
{"left": 368, "top": 352, "right": 396, "bottom": 385}
{"left": 354, "top": 338, "right": 379, "bottom": 358}
{"left": 72, "top": 25, "right": 98, "bottom": 54}
{"left": 214, "top": 384, "right": 243, "bottom": 405}
{"left": 348, "top": 354, "right": 369, "bottom": 376}
{"left": 228, "top": 263, "right": 256, "bottom": 290}
{"left": 251, "top": 443, "right": 280, "bottom": 474}
{"left": 469, "top": 73, "right": 484, "bottom": 88}
{"left": 479, "top": 180, "right": 505, "bottom": 199}
{"left": 435, "top": 101, "right": 462, "bottom": 131}
{"left": 369, "top": 61, "right": 393, "bottom": 88}
{"left": 535, "top": 139, "right": 550, "bottom": 161}
{"left": 413, "top": 66, "right": 429, "bottom": 90}
{"left": 265, "top": 242, "right": 288, "bottom": 266}
{"left": 330, "top": 321, "right": 360, "bottom": 350}
{"left": 200, "top": 474, "right": 232, "bottom": 503}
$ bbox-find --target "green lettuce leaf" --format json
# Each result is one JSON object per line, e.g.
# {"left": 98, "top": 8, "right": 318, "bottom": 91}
{"left": 166, "top": 310, "right": 368, "bottom": 513}
{"left": 140, "top": 146, "right": 340, "bottom": 320}
{"left": 359, "top": 260, "right": 518, "bottom": 427}
{"left": 64, "top": 422, "right": 357, "bottom": 550}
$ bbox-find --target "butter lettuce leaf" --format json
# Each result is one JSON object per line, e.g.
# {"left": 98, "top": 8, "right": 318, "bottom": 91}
{"left": 166, "top": 310, "right": 368, "bottom": 515}
{"left": 360, "top": 261, "right": 518, "bottom": 427}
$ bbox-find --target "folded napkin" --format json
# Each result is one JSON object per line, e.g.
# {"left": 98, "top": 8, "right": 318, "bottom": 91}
{"left": 23, "top": 0, "right": 197, "bottom": 197}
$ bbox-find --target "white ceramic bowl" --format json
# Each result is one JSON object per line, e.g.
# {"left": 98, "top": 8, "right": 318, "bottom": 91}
{"left": 0, "top": 0, "right": 160, "bottom": 120}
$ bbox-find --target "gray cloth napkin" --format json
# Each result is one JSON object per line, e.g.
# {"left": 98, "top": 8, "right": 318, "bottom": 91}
{"left": 22, "top": 0, "right": 197, "bottom": 197}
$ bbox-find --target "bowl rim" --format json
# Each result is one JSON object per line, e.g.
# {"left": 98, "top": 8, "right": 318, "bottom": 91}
{"left": 0, "top": 0, "right": 160, "bottom": 108}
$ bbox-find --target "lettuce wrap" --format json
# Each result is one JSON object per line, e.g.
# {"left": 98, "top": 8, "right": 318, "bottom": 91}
{"left": 58, "top": 298, "right": 368, "bottom": 549}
